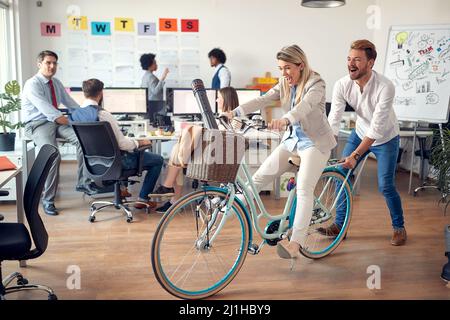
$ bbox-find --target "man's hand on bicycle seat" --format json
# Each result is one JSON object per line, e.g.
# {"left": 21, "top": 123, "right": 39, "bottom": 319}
{"left": 268, "top": 118, "right": 289, "bottom": 131}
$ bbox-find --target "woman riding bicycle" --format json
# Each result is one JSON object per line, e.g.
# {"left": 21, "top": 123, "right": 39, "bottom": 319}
{"left": 225, "top": 45, "right": 337, "bottom": 259}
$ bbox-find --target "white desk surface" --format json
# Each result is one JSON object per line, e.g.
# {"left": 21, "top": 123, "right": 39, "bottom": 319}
{"left": 0, "top": 168, "right": 22, "bottom": 188}
{"left": 339, "top": 128, "right": 434, "bottom": 137}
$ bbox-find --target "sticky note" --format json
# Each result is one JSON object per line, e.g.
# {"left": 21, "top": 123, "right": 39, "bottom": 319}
{"left": 138, "top": 22, "right": 156, "bottom": 36}
{"left": 181, "top": 19, "right": 199, "bottom": 32}
{"left": 68, "top": 16, "right": 88, "bottom": 30}
{"left": 40, "top": 23, "right": 61, "bottom": 37}
{"left": 115, "top": 18, "right": 135, "bottom": 32}
{"left": 91, "top": 22, "right": 111, "bottom": 36}
{"left": 159, "top": 18, "right": 178, "bottom": 32}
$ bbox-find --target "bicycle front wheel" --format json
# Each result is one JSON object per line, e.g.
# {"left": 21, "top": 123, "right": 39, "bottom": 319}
{"left": 294, "top": 170, "right": 353, "bottom": 259}
{"left": 151, "top": 188, "right": 250, "bottom": 299}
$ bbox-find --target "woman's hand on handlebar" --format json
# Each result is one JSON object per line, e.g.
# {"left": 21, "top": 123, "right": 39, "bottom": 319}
{"left": 268, "top": 118, "right": 289, "bottom": 131}
{"left": 221, "top": 111, "right": 234, "bottom": 120}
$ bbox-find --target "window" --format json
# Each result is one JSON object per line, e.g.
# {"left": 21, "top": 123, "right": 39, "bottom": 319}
{"left": 0, "top": 2, "right": 11, "bottom": 89}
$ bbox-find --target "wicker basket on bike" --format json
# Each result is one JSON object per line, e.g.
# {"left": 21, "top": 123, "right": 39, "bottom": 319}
{"left": 186, "top": 129, "right": 248, "bottom": 183}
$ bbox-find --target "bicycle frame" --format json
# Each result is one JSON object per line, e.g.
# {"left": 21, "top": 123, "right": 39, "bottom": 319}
{"left": 199, "top": 159, "right": 354, "bottom": 249}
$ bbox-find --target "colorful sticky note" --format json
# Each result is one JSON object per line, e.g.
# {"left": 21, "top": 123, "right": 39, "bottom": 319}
{"left": 181, "top": 19, "right": 199, "bottom": 32}
{"left": 68, "top": 16, "right": 88, "bottom": 30}
{"left": 115, "top": 18, "right": 135, "bottom": 32}
{"left": 40, "top": 23, "right": 61, "bottom": 37}
{"left": 91, "top": 22, "right": 111, "bottom": 36}
{"left": 138, "top": 22, "right": 156, "bottom": 36}
{"left": 159, "top": 18, "right": 178, "bottom": 32}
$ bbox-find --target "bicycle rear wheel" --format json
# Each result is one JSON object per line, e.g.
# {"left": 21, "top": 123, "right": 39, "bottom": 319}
{"left": 290, "top": 170, "right": 352, "bottom": 259}
{"left": 151, "top": 188, "right": 250, "bottom": 299}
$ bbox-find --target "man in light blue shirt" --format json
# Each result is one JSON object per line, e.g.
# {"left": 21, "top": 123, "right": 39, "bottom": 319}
{"left": 22, "top": 50, "right": 90, "bottom": 216}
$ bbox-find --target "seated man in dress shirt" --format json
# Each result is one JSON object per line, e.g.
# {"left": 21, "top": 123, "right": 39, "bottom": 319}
{"left": 326, "top": 39, "right": 407, "bottom": 246}
{"left": 22, "top": 50, "right": 92, "bottom": 216}
{"left": 75, "top": 78, "right": 164, "bottom": 209}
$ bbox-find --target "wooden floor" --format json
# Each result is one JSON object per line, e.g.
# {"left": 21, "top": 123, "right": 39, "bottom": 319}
{"left": 1, "top": 160, "right": 449, "bottom": 300}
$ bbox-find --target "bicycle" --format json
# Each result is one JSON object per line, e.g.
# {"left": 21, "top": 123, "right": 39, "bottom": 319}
{"left": 151, "top": 118, "right": 354, "bottom": 299}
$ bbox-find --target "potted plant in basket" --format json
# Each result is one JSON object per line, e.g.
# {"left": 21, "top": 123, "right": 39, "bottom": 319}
{"left": 0, "top": 80, "right": 23, "bottom": 151}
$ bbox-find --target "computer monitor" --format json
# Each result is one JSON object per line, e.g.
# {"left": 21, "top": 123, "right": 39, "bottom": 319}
{"left": 220, "top": 89, "right": 261, "bottom": 115}
{"left": 67, "top": 87, "right": 84, "bottom": 106}
{"left": 172, "top": 88, "right": 216, "bottom": 116}
{"left": 102, "top": 88, "right": 147, "bottom": 114}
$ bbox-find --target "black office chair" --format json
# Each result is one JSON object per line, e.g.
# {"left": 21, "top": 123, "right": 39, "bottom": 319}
{"left": 72, "top": 122, "right": 152, "bottom": 223}
{"left": 0, "top": 144, "right": 58, "bottom": 300}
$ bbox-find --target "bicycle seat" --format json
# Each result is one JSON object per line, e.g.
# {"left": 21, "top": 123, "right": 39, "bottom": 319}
{"left": 288, "top": 156, "right": 300, "bottom": 168}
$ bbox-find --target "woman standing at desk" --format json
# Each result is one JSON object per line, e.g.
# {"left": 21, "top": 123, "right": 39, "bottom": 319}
{"left": 140, "top": 53, "right": 169, "bottom": 101}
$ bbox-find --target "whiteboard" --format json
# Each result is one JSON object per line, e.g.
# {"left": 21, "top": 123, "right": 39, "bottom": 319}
{"left": 384, "top": 25, "right": 450, "bottom": 123}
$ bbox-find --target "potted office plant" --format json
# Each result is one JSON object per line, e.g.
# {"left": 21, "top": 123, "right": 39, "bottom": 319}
{"left": 0, "top": 80, "right": 23, "bottom": 151}
{"left": 431, "top": 128, "right": 450, "bottom": 212}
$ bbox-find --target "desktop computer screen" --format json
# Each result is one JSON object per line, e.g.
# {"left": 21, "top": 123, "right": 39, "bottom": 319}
{"left": 102, "top": 88, "right": 147, "bottom": 114}
{"left": 172, "top": 88, "right": 216, "bottom": 115}
{"left": 68, "top": 89, "right": 85, "bottom": 106}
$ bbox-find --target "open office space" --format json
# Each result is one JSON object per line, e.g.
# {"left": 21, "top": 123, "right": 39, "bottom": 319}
{"left": 0, "top": 0, "right": 449, "bottom": 305}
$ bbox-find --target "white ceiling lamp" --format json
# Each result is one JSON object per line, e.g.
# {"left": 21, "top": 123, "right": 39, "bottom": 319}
{"left": 301, "top": 0, "right": 346, "bottom": 8}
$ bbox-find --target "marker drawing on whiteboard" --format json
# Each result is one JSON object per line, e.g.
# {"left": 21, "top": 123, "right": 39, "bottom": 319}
{"left": 426, "top": 93, "right": 439, "bottom": 105}
{"left": 408, "top": 61, "right": 429, "bottom": 80}
{"left": 395, "top": 97, "right": 416, "bottom": 106}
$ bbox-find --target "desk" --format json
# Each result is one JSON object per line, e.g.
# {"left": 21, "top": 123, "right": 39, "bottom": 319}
{"left": 338, "top": 129, "right": 434, "bottom": 195}
{"left": 0, "top": 168, "right": 26, "bottom": 267}
{"left": 145, "top": 134, "right": 179, "bottom": 155}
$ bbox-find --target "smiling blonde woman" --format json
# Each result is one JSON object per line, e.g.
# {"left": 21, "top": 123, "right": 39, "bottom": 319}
{"left": 228, "top": 45, "right": 337, "bottom": 260}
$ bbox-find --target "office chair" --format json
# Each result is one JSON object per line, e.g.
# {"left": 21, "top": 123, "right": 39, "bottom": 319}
{"left": 0, "top": 191, "right": 8, "bottom": 221}
{"left": 0, "top": 144, "right": 58, "bottom": 300}
{"left": 72, "top": 122, "right": 152, "bottom": 223}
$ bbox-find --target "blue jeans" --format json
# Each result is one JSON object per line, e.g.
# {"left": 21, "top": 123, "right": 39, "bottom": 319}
{"left": 335, "top": 130, "right": 405, "bottom": 229}
{"left": 122, "top": 151, "right": 164, "bottom": 200}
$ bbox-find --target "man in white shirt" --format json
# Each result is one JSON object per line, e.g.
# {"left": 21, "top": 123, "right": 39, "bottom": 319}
{"left": 76, "top": 79, "right": 164, "bottom": 208}
{"left": 327, "top": 39, "right": 406, "bottom": 246}
{"left": 208, "top": 48, "right": 231, "bottom": 89}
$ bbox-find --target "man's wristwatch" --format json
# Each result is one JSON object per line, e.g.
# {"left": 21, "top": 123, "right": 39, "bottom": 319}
{"left": 351, "top": 151, "right": 361, "bottom": 161}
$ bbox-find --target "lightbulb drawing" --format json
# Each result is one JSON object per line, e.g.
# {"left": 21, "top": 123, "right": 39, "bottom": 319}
{"left": 395, "top": 32, "right": 408, "bottom": 49}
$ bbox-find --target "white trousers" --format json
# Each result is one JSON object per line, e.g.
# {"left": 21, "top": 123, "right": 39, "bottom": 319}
{"left": 252, "top": 143, "right": 330, "bottom": 246}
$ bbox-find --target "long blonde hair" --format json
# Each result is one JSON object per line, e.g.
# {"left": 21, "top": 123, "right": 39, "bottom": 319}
{"left": 276, "top": 45, "right": 315, "bottom": 105}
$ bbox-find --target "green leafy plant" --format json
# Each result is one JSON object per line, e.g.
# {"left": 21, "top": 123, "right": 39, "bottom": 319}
{"left": 431, "top": 128, "right": 450, "bottom": 197}
{"left": 0, "top": 80, "right": 23, "bottom": 134}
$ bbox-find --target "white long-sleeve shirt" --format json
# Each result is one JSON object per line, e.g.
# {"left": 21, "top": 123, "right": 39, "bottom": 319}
{"left": 328, "top": 70, "right": 399, "bottom": 146}
{"left": 80, "top": 99, "right": 139, "bottom": 152}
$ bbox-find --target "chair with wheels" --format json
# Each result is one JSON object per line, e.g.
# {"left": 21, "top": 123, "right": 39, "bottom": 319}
{"left": 0, "top": 144, "right": 59, "bottom": 300}
{"left": 71, "top": 121, "right": 152, "bottom": 223}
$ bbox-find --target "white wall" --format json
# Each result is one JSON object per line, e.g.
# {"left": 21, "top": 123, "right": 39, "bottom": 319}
{"left": 18, "top": 0, "right": 375, "bottom": 100}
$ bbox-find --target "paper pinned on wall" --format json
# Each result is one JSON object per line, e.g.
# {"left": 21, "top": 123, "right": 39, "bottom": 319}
{"left": 90, "top": 37, "right": 112, "bottom": 51}
{"left": 164, "top": 79, "right": 180, "bottom": 88}
{"left": 114, "top": 65, "right": 135, "bottom": 83}
{"left": 158, "top": 49, "right": 178, "bottom": 64}
{"left": 115, "top": 34, "right": 135, "bottom": 49}
{"left": 68, "top": 32, "right": 88, "bottom": 47}
{"left": 137, "top": 37, "right": 157, "bottom": 52}
{"left": 67, "top": 65, "right": 88, "bottom": 87}
{"left": 115, "top": 50, "right": 135, "bottom": 65}
{"left": 180, "top": 34, "right": 200, "bottom": 48}
{"left": 179, "top": 49, "right": 200, "bottom": 63}
{"left": 88, "top": 68, "right": 113, "bottom": 86}
{"left": 91, "top": 52, "right": 112, "bottom": 67}
{"left": 155, "top": 64, "right": 178, "bottom": 80}
{"left": 68, "top": 48, "right": 88, "bottom": 65}
{"left": 158, "top": 34, "right": 178, "bottom": 48}
{"left": 180, "top": 64, "right": 200, "bottom": 79}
